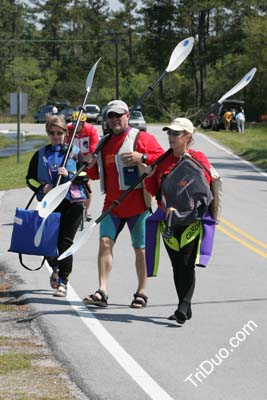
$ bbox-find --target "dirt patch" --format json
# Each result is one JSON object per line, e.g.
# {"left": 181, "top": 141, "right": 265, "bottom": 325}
{"left": 0, "top": 263, "right": 90, "bottom": 400}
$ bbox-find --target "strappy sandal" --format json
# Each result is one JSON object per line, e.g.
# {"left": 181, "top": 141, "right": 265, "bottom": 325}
{"left": 83, "top": 289, "right": 108, "bottom": 307}
{"left": 53, "top": 283, "right": 67, "bottom": 298}
{"left": 130, "top": 292, "right": 148, "bottom": 309}
{"left": 50, "top": 271, "right": 59, "bottom": 289}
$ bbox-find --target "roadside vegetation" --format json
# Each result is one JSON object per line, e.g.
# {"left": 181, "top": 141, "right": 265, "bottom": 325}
{"left": 0, "top": 266, "right": 87, "bottom": 399}
{"left": 0, "top": 135, "right": 48, "bottom": 190}
{"left": 0, "top": 124, "right": 266, "bottom": 192}
{"left": 200, "top": 123, "right": 267, "bottom": 171}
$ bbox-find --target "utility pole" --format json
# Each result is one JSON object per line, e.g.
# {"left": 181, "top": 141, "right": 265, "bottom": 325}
{"left": 114, "top": 33, "right": 120, "bottom": 98}
{"left": 108, "top": 30, "right": 130, "bottom": 99}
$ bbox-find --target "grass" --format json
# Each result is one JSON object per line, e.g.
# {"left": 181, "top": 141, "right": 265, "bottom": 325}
{"left": 0, "top": 354, "right": 32, "bottom": 374}
{"left": 0, "top": 135, "right": 48, "bottom": 190}
{"left": 200, "top": 123, "right": 267, "bottom": 171}
{"left": 0, "top": 135, "right": 17, "bottom": 148}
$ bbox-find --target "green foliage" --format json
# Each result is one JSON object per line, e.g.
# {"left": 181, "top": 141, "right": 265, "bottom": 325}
{"left": 0, "top": 0, "right": 266, "bottom": 122}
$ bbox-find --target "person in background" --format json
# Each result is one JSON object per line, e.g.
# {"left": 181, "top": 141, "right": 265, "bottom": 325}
{"left": 66, "top": 111, "right": 99, "bottom": 221}
{"left": 26, "top": 114, "right": 88, "bottom": 297}
{"left": 52, "top": 105, "right": 58, "bottom": 115}
{"left": 145, "top": 118, "right": 215, "bottom": 325}
{"left": 83, "top": 100, "right": 164, "bottom": 308}
{"left": 223, "top": 109, "right": 232, "bottom": 131}
{"left": 235, "top": 107, "right": 246, "bottom": 134}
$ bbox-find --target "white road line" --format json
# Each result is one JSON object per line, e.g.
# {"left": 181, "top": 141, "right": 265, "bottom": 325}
{"left": 66, "top": 283, "right": 174, "bottom": 400}
{"left": 0, "top": 191, "right": 5, "bottom": 203}
{"left": 197, "top": 132, "right": 267, "bottom": 178}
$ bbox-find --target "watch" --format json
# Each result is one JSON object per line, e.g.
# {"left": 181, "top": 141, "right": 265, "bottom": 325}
{"left": 141, "top": 153, "right": 148, "bottom": 163}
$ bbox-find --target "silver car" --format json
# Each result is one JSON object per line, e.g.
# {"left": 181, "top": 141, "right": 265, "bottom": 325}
{"left": 129, "top": 110, "right": 147, "bottom": 131}
{"left": 77, "top": 104, "right": 100, "bottom": 123}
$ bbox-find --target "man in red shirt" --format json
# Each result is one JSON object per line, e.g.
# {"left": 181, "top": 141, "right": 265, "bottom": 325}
{"left": 67, "top": 112, "right": 99, "bottom": 220}
{"left": 83, "top": 100, "right": 164, "bottom": 308}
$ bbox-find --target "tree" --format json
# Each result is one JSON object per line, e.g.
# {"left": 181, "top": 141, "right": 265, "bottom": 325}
{"left": 0, "top": 0, "right": 33, "bottom": 110}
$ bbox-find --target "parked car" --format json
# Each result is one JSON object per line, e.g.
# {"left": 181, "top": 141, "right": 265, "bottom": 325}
{"left": 96, "top": 106, "right": 108, "bottom": 125}
{"left": 53, "top": 101, "right": 69, "bottom": 111}
{"left": 77, "top": 104, "right": 100, "bottom": 123}
{"left": 59, "top": 107, "right": 75, "bottom": 123}
{"left": 129, "top": 110, "right": 147, "bottom": 131}
{"left": 201, "top": 99, "right": 245, "bottom": 131}
{"left": 34, "top": 102, "right": 70, "bottom": 123}
{"left": 34, "top": 105, "right": 54, "bottom": 123}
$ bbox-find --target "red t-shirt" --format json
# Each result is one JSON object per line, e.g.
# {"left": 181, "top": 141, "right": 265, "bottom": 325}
{"left": 66, "top": 123, "right": 99, "bottom": 156}
{"left": 87, "top": 128, "right": 165, "bottom": 217}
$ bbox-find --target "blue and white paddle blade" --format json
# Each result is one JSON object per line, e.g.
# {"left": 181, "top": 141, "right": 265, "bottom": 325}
{"left": 36, "top": 181, "right": 71, "bottom": 219}
{"left": 34, "top": 218, "right": 46, "bottom": 247}
{"left": 218, "top": 67, "right": 257, "bottom": 104}
{"left": 58, "top": 222, "right": 97, "bottom": 260}
{"left": 166, "top": 37, "right": 194, "bottom": 73}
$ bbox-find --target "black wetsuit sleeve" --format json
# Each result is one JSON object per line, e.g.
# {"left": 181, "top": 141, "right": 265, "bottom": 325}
{"left": 26, "top": 151, "right": 42, "bottom": 193}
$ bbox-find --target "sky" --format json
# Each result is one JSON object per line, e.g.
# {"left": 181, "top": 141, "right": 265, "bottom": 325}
{"left": 109, "top": 0, "right": 121, "bottom": 11}
{"left": 21, "top": 0, "right": 122, "bottom": 11}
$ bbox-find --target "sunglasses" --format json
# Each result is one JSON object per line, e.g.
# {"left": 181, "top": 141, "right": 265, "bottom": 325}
{"left": 48, "top": 130, "right": 65, "bottom": 136}
{"left": 166, "top": 130, "right": 185, "bottom": 136}
{"left": 107, "top": 112, "right": 126, "bottom": 119}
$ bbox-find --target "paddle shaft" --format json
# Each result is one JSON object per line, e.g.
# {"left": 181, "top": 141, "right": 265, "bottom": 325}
{"left": 56, "top": 59, "right": 101, "bottom": 185}
{"left": 56, "top": 97, "right": 90, "bottom": 186}
{"left": 95, "top": 148, "right": 172, "bottom": 224}
{"left": 131, "top": 70, "right": 167, "bottom": 112}
{"left": 91, "top": 70, "right": 168, "bottom": 158}
{"left": 70, "top": 162, "right": 89, "bottom": 183}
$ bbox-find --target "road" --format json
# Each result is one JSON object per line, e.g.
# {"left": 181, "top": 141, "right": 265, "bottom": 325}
{"left": 0, "top": 124, "right": 267, "bottom": 400}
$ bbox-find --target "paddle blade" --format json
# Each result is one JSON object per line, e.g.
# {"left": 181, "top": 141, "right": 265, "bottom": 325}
{"left": 85, "top": 58, "right": 101, "bottom": 92}
{"left": 166, "top": 37, "right": 194, "bottom": 73}
{"left": 36, "top": 181, "right": 71, "bottom": 218}
{"left": 34, "top": 219, "right": 46, "bottom": 247}
{"left": 58, "top": 222, "right": 97, "bottom": 260}
{"left": 218, "top": 67, "right": 257, "bottom": 104}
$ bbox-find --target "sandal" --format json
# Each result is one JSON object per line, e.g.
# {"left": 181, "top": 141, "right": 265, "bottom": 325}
{"left": 83, "top": 289, "right": 108, "bottom": 307}
{"left": 130, "top": 292, "right": 148, "bottom": 309}
{"left": 50, "top": 270, "right": 59, "bottom": 289}
{"left": 53, "top": 283, "right": 67, "bottom": 298}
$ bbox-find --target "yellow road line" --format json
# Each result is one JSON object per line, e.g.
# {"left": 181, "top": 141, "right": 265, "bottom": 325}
{"left": 220, "top": 217, "right": 267, "bottom": 250}
{"left": 217, "top": 225, "right": 267, "bottom": 259}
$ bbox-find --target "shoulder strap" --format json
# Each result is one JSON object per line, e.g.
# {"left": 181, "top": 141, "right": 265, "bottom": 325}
{"left": 185, "top": 151, "right": 211, "bottom": 177}
{"left": 18, "top": 254, "right": 46, "bottom": 271}
{"left": 94, "top": 133, "right": 112, "bottom": 154}
{"left": 25, "top": 192, "right": 36, "bottom": 209}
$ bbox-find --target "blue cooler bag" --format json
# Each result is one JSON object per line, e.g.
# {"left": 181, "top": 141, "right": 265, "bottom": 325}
{"left": 9, "top": 208, "right": 60, "bottom": 257}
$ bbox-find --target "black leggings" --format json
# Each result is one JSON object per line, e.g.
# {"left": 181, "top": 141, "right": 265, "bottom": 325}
{"left": 163, "top": 225, "right": 198, "bottom": 306}
{"left": 46, "top": 199, "right": 83, "bottom": 282}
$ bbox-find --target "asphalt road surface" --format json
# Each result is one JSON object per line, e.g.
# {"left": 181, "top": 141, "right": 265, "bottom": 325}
{"left": 0, "top": 124, "right": 266, "bottom": 400}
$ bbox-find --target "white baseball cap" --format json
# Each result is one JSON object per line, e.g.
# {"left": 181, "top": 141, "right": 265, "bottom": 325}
{"left": 107, "top": 100, "right": 129, "bottom": 115}
{"left": 163, "top": 117, "right": 195, "bottom": 134}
